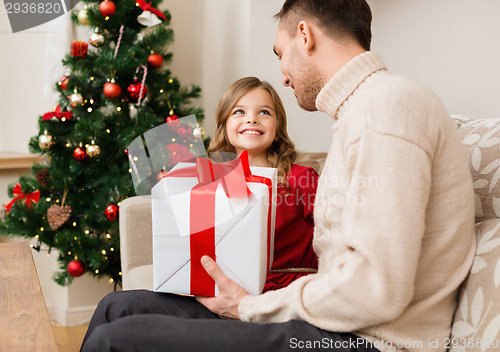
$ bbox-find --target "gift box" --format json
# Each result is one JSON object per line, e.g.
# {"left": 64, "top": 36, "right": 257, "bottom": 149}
{"left": 151, "top": 151, "right": 277, "bottom": 296}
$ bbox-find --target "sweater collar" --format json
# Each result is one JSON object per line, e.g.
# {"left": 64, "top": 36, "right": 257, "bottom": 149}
{"left": 315, "top": 51, "right": 387, "bottom": 119}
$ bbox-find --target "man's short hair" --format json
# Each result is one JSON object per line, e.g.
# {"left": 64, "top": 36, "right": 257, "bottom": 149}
{"left": 274, "top": 0, "right": 372, "bottom": 51}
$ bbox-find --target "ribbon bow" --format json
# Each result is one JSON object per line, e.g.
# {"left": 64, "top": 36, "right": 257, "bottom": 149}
{"left": 42, "top": 105, "right": 73, "bottom": 121}
{"left": 4, "top": 184, "right": 40, "bottom": 213}
{"left": 136, "top": 0, "right": 167, "bottom": 20}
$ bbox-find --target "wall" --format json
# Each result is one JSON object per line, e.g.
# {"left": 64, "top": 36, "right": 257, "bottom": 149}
{"left": 370, "top": 0, "right": 500, "bottom": 119}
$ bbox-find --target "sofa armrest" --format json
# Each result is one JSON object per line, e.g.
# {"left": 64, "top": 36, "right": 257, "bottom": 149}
{"left": 119, "top": 196, "right": 153, "bottom": 290}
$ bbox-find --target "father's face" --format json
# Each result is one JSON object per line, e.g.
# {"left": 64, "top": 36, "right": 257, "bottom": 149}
{"left": 273, "top": 26, "right": 322, "bottom": 112}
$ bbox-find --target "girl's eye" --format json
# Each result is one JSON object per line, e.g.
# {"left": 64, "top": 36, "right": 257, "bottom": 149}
{"left": 233, "top": 109, "right": 244, "bottom": 115}
{"left": 259, "top": 110, "right": 271, "bottom": 116}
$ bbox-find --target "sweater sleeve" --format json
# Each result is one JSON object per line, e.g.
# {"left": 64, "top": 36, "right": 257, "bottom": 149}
{"left": 238, "top": 130, "right": 432, "bottom": 332}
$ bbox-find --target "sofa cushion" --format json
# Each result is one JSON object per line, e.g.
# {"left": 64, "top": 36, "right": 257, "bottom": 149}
{"left": 450, "top": 219, "right": 500, "bottom": 351}
{"left": 457, "top": 117, "right": 500, "bottom": 221}
{"left": 295, "top": 151, "right": 328, "bottom": 175}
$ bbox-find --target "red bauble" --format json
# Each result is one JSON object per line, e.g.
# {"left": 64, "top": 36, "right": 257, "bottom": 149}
{"left": 58, "top": 75, "right": 70, "bottom": 90}
{"left": 104, "top": 204, "right": 119, "bottom": 221}
{"left": 147, "top": 53, "right": 163, "bottom": 68}
{"left": 103, "top": 82, "right": 122, "bottom": 99}
{"left": 67, "top": 259, "right": 85, "bottom": 277}
{"left": 73, "top": 147, "right": 88, "bottom": 161}
{"left": 99, "top": 0, "right": 116, "bottom": 17}
{"left": 165, "top": 115, "right": 179, "bottom": 123}
{"left": 126, "top": 79, "right": 147, "bottom": 103}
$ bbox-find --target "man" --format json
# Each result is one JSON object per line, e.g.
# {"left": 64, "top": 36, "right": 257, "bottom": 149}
{"left": 81, "top": 1, "right": 475, "bottom": 351}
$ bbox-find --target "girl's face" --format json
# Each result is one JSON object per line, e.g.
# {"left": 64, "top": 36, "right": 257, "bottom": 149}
{"left": 225, "top": 88, "right": 278, "bottom": 159}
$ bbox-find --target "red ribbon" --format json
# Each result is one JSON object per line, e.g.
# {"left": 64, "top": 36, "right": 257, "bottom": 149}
{"left": 136, "top": 0, "right": 167, "bottom": 20}
{"left": 42, "top": 105, "right": 73, "bottom": 121}
{"left": 165, "top": 150, "right": 273, "bottom": 296}
{"left": 4, "top": 184, "right": 40, "bottom": 213}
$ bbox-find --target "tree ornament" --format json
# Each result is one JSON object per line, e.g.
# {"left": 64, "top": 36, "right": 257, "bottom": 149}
{"left": 35, "top": 169, "right": 50, "bottom": 187}
{"left": 86, "top": 141, "right": 101, "bottom": 158}
{"left": 147, "top": 53, "right": 163, "bottom": 68}
{"left": 99, "top": 0, "right": 116, "bottom": 17}
{"left": 193, "top": 125, "right": 207, "bottom": 139}
{"left": 136, "top": 0, "right": 167, "bottom": 27}
{"left": 73, "top": 145, "right": 88, "bottom": 161}
{"left": 166, "top": 114, "right": 179, "bottom": 123}
{"left": 43, "top": 105, "right": 73, "bottom": 121}
{"left": 4, "top": 183, "right": 40, "bottom": 214}
{"left": 77, "top": 8, "right": 91, "bottom": 25}
{"left": 47, "top": 203, "right": 72, "bottom": 231}
{"left": 176, "top": 125, "right": 189, "bottom": 139}
{"left": 38, "top": 130, "right": 53, "bottom": 150}
{"left": 126, "top": 78, "right": 147, "bottom": 104}
{"left": 67, "top": 259, "right": 85, "bottom": 277}
{"left": 104, "top": 204, "right": 119, "bottom": 221}
{"left": 90, "top": 32, "right": 105, "bottom": 47}
{"left": 71, "top": 41, "right": 88, "bottom": 58}
{"left": 68, "top": 89, "right": 84, "bottom": 108}
{"left": 58, "top": 75, "right": 70, "bottom": 90}
{"left": 103, "top": 79, "right": 122, "bottom": 99}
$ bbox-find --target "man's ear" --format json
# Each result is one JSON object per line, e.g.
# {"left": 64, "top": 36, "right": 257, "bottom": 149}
{"left": 297, "top": 20, "right": 315, "bottom": 55}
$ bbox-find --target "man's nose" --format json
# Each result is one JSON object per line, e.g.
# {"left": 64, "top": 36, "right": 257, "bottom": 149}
{"left": 283, "top": 77, "right": 290, "bottom": 87}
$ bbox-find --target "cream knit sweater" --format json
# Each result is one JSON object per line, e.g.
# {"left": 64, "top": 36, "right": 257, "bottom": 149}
{"left": 238, "top": 52, "right": 476, "bottom": 352}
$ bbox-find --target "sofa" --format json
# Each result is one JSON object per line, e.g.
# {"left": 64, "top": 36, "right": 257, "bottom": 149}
{"left": 119, "top": 115, "right": 500, "bottom": 351}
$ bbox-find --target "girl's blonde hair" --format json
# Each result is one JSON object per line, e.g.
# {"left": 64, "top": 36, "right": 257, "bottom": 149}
{"left": 207, "top": 77, "right": 296, "bottom": 185}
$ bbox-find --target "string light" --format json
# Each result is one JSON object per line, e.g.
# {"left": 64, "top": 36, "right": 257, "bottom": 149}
{"left": 169, "top": 79, "right": 173, "bottom": 84}
{"left": 74, "top": 236, "right": 78, "bottom": 240}
{"left": 106, "top": 129, "right": 111, "bottom": 133}
{"left": 109, "top": 278, "right": 114, "bottom": 284}
{"left": 46, "top": 197, "right": 51, "bottom": 201}
{"left": 105, "top": 16, "right": 109, "bottom": 20}
{"left": 119, "top": 272, "right": 122, "bottom": 276}
{"left": 110, "top": 247, "right": 114, "bottom": 252}
{"left": 68, "top": 251, "right": 71, "bottom": 255}
{"left": 102, "top": 249, "right": 107, "bottom": 255}
{"left": 106, "top": 234, "right": 111, "bottom": 239}
{"left": 171, "top": 138, "right": 176, "bottom": 142}
{"left": 40, "top": 227, "right": 44, "bottom": 232}
{"left": 159, "top": 89, "right": 164, "bottom": 93}
{"left": 85, "top": 230, "right": 90, "bottom": 235}
{"left": 35, "top": 235, "right": 39, "bottom": 239}
{"left": 95, "top": 269, "right": 99, "bottom": 274}
{"left": 117, "top": 107, "right": 122, "bottom": 112}
{"left": 128, "top": 168, "right": 132, "bottom": 173}
{"left": 73, "top": 222, "right": 77, "bottom": 227}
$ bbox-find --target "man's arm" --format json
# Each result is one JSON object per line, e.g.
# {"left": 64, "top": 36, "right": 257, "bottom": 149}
{"left": 237, "top": 130, "right": 432, "bottom": 331}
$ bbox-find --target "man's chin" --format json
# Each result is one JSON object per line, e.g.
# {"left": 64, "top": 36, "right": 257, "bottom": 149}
{"left": 297, "top": 98, "right": 317, "bottom": 112}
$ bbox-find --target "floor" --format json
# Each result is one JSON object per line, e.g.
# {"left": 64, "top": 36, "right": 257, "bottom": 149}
{"left": 52, "top": 323, "right": 89, "bottom": 352}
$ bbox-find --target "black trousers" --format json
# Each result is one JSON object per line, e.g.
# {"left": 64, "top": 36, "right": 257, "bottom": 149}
{"left": 81, "top": 290, "right": 380, "bottom": 352}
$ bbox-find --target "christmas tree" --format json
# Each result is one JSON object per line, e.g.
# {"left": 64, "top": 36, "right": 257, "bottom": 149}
{"left": 0, "top": 0, "right": 205, "bottom": 287}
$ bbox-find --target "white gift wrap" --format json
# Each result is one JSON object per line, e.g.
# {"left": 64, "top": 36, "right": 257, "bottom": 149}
{"left": 151, "top": 162, "right": 277, "bottom": 296}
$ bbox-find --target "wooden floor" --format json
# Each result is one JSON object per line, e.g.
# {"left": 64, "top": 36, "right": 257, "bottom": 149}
{"left": 51, "top": 323, "right": 89, "bottom": 352}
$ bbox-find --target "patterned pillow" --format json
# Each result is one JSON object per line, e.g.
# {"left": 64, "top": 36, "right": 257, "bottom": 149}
{"left": 450, "top": 220, "right": 500, "bottom": 352}
{"left": 457, "top": 118, "right": 500, "bottom": 221}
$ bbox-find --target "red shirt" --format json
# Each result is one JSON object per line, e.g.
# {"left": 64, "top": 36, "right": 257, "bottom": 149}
{"left": 263, "top": 164, "right": 319, "bottom": 292}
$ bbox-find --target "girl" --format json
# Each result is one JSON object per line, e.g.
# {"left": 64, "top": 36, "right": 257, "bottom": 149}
{"left": 207, "top": 77, "right": 318, "bottom": 292}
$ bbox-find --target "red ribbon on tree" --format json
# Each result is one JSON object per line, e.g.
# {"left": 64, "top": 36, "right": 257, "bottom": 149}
{"left": 136, "top": 0, "right": 167, "bottom": 20}
{"left": 4, "top": 184, "right": 40, "bottom": 213}
{"left": 42, "top": 105, "right": 73, "bottom": 121}
{"left": 165, "top": 151, "right": 273, "bottom": 296}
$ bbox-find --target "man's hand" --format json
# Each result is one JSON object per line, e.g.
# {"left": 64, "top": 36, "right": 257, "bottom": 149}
{"left": 195, "top": 255, "right": 249, "bottom": 320}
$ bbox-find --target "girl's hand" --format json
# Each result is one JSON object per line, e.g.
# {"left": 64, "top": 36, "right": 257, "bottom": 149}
{"left": 195, "top": 255, "right": 249, "bottom": 320}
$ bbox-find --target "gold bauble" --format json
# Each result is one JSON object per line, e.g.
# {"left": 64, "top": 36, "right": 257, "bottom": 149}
{"left": 69, "top": 91, "right": 84, "bottom": 108}
{"left": 77, "top": 9, "right": 91, "bottom": 25}
{"left": 38, "top": 132, "right": 53, "bottom": 150}
{"left": 86, "top": 143, "right": 101, "bottom": 157}
{"left": 193, "top": 126, "right": 207, "bottom": 139}
{"left": 89, "top": 32, "right": 105, "bottom": 47}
